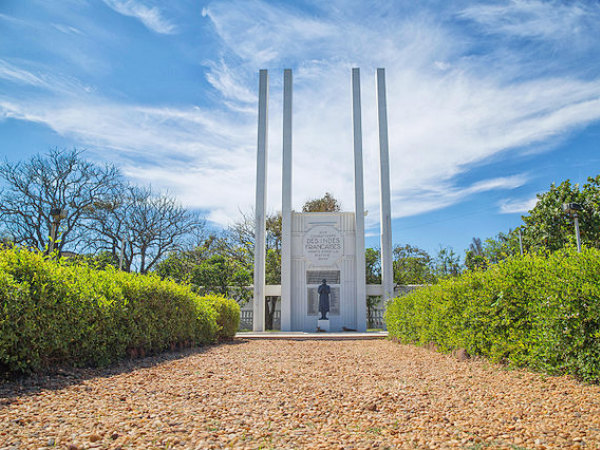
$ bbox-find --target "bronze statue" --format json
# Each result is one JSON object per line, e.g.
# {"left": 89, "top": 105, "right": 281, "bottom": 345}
{"left": 318, "top": 279, "right": 330, "bottom": 320}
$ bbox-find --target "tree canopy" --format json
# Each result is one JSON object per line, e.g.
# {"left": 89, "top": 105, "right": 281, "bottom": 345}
{"left": 465, "top": 175, "right": 600, "bottom": 269}
{"left": 302, "top": 192, "right": 341, "bottom": 212}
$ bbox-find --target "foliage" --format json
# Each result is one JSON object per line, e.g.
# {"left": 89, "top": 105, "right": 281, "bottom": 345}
{"left": 201, "top": 293, "right": 240, "bottom": 340}
{"left": 392, "top": 244, "right": 436, "bottom": 284}
{"left": 522, "top": 179, "right": 585, "bottom": 252}
{"left": 156, "top": 237, "right": 252, "bottom": 303}
{"left": 365, "top": 248, "right": 381, "bottom": 284}
{"left": 302, "top": 192, "right": 341, "bottom": 212}
{"left": 471, "top": 176, "right": 600, "bottom": 267}
{"left": 0, "top": 246, "right": 239, "bottom": 374}
{"left": 433, "top": 246, "right": 461, "bottom": 278}
{"left": 385, "top": 247, "right": 600, "bottom": 382}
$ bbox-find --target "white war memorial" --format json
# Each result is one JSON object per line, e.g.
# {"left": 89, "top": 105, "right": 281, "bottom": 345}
{"left": 253, "top": 68, "right": 394, "bottom": 332}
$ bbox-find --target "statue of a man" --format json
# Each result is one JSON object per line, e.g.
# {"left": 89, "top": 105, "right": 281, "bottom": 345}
{"left": 318, "top": 279, "right": 330, "bottom": 320}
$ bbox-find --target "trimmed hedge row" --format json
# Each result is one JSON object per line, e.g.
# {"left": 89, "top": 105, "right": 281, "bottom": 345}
{"left": 0, "top": 247, "right": 240, "bottom": 374}
{"left": 385, "top": 247, "right": 600, "bottom": 382}
{"left": 203, "top": 293, "right": 241, "bottom": 340}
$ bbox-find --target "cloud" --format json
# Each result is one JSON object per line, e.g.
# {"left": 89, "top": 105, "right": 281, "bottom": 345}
{"left": 102, "top": 0, "right": 176, "bottom": 34}
{"left": 205, "top": 59, "right": 257, "bottom": 105}
{"left": 2, "top": 0, "right": 600, "bottom": 230}
{"left": 202, "top": 0, "right": 338, "bottom": 65}
{"left": 0, "top": 59, "right": 96, "bottom": 96}
{"left": 192, "top": 0, "right": 600, "bottom": 227}
{"left": 459, "top": 0, "right": 598, "bottom": 42}
{"left": 0, "top": 60, "right": 49, "bottom": 88}
{"left": 51, "top": 23, "right": 83, "bottom": 35}
{"left": 387, "top": 175, "right": 529, "bottom": 223}
{"left": 498, "top": 197, "right": 538, "bottom": 214}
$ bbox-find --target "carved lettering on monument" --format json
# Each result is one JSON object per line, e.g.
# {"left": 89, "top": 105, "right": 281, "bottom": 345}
{"left": 302, "top": 225, "right": 343, "bottom": 265}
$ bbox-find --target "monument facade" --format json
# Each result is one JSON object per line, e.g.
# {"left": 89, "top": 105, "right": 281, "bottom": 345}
{"left": 290, "top": 212, "right": 358, "bottom": 332}
{"left": 253, "top": 68, "right": 393, "bottom": 332}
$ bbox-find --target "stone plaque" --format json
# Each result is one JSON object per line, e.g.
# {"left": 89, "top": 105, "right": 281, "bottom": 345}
{"left": 302, "top": 225, "right": 343, "bottom": 265}
{"left": 306, "top": 270, "right": 340, "bottom": 285}
{"left": 307, "top": 287, "right": 340, "bottom": 316}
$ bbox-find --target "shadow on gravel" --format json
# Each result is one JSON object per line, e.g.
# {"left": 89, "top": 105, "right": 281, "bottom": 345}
{"left": 0, "top": 340, "right": 247, "bottom": 404}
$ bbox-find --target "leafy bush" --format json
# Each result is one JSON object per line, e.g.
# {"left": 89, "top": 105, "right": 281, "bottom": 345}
{"left": 0, "top": 247, "right": 227, "bottom": 374}
{"left": 201, "top": 293, "right": 240, "bottom": 340}
{"left": 385, "top": 247, "right": 600, "bottom": 382}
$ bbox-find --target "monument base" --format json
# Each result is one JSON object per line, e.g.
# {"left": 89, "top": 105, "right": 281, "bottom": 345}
{"left": 317, "top": 319, "right": 330, "bottom": 332}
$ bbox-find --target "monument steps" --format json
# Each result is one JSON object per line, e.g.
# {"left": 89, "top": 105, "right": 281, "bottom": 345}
{"left": 236, "top": 331, "right": 387, "bottom": 340}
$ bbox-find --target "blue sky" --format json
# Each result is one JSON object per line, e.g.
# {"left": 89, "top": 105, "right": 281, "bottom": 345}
{"left": 1, "top": 0, "right": 600, "bottom": 258}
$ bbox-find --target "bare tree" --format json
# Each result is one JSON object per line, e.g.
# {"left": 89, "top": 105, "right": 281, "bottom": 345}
{"left": 84, "top": 185, "right": 205, "bottom": 273}
{"left": 0, "top": 148, "right": 121, "bottom": 255}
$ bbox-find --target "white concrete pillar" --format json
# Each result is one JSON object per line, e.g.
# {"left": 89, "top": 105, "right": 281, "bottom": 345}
{"left": 280, "top": 69, "right": 293, "bottom": 331}
{"left": 376, "top": 68, "right": 394, "bottom": 301}
{"left": 253, "top": 69, "right": 268, "bottom": 332}
{"left": 352, "top": 68, "right": 367, "bottom": 332}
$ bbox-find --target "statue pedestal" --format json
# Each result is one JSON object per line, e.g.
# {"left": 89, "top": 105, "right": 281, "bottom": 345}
{"left": 317, "top": 319, "right": 330, "bottom": 332}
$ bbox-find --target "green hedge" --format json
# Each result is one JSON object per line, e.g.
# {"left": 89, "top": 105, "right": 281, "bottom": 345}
{"left": 385, "top": 247, "right": 600, "bottom": 382}
{"left": 201, "top": 293, "right": 241, "bottom": 340}
{"left": 0, "top": 247, "right": 239, "bottom": 374}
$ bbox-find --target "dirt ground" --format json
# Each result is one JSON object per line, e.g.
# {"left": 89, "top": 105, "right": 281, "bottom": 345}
{"left": 1, "top": 339, "right": 599, "bottom": 449}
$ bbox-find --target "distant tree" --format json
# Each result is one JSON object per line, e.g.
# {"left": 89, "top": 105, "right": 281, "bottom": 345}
{"left": 434, "top": 246, "right": 461, "bottom": 278}
{"left": 302, "top": 192, "right": 341, "bottom": 212}
{"left": 392, "top": 244, "right": 436, "bottom": 285}
{"left": 156, "top": 236, "right": 252, "bottom": 300}
{"left": 85, "top": 185, "right": 204, "bottom": 273}
{"left": 365, "top": 247, "right": 381, "bottom": 284}
{"left": 522, "top": 177, "right": 600, "bottom": 252}
{"left": 221, "top": 210, "right": 281, "bottom": 284}
{"left": 482, "top": 230, "right": 522, "bottom": 263}
{"left": 0, "top": 148, "right": 121, "bottom": 255}
{"left": 464, "top": 236, "right": 488, "bottom": 271}
{"left": 468, "top": 237, "right": 484, "bottom": 256}
{"left": 464, "top": 250, "right": 488, "bottom": 271}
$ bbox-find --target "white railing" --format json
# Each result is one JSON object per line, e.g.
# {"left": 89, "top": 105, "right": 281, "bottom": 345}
{"left": 240, "top": 310, "right": 280, "bottom": 331}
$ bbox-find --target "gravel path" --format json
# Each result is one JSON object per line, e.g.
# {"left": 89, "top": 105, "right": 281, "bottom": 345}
{"left": 1, "top": 339, "right": 600, "bottom": 450}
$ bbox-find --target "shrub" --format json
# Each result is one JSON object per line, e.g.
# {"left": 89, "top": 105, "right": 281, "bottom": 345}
{"left": 0, "top": 247, "right": 221, "bottom": 374}
{"left": 201, "top": 293, "right": 240, "bottom": 340}
{"left": 385, "top": 247, "right": 600, "bottom": 382}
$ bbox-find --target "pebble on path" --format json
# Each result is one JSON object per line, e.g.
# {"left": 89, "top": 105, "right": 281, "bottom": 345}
{"left": 1, "top": 339, "right": 599, "bottom": 449}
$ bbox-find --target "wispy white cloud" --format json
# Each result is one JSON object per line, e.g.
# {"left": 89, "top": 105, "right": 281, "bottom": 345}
{"left": 193, "top": 0, "right": 600, "bottom": 227}
{"left": 460, "top": 0, "right": 598, "bottom": 42}
{"left": 0, "top": 60, "right": 48, "bottom": 88}
{"left": 202, "top": 0, "right": 338, "bottom": 65}
{"left": 102, "top": 0, "right": 176, "bottom": 34}
{"left": 205, "top": 59, "right": 257, "bottom": 105}
{"left": 498, "top": 197, "right": 538, "bottom": 214}
{"left": 2, "top": 0, "right": 600, "bottom": 230}
{"left": 0, "top": 59, "right": 96, "bottom": 95}
{"left": 51, "top": 23, "right": 83, "bottom": 35}
{"left": 387, "top": 175, "right": 529, "bottom": 223}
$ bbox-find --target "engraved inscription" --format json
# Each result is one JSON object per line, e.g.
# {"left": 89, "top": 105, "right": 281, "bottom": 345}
{"left": 303, "top": 225, "right": 343, "bottom": 265}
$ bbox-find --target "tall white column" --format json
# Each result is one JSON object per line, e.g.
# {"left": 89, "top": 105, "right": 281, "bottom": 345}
{"left": 352, "top": 68, "right": 367, "bottom": 332}
{"left": 376, "top": 68, "right": 394, "bottom": 301}
{"left": 253, "top": 69, "right": 268, "bottom": 332}
{"left": 280, "top": 69, "right": 293, "bottom": 331}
